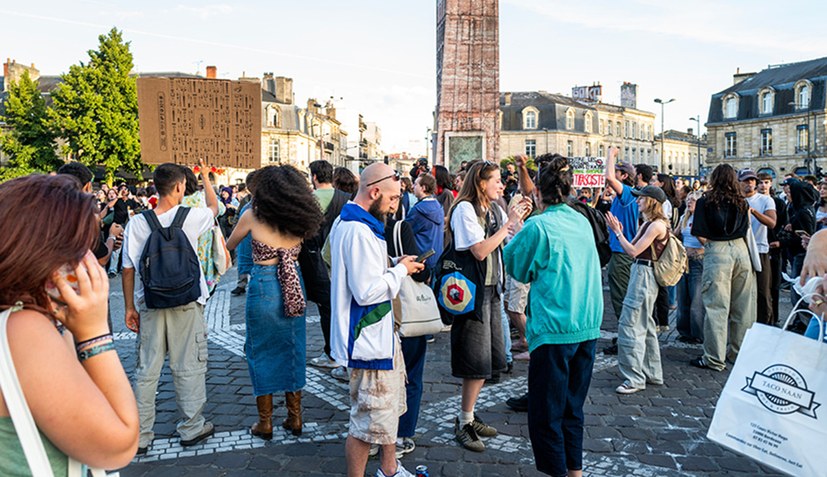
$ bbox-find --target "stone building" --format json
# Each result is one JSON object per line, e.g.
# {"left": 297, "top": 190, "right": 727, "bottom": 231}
{"left": 706, "top": 57, "right": 827, "bottom": 179}
{"left": 654, "top": 129, "right": 707, "bottom": 178}
{"left": 435, "top": 0, "right": 499, "bottom": 170}
{"left": 498, "top": 86, "right": 656, "bottom": 169}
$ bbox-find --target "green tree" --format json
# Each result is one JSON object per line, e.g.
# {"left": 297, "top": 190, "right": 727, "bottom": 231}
{"left": 0, "top": 70, "right": 60, "bottom": 180}
{"left": 49, "top": 27, "right": 141, "bottom": 183}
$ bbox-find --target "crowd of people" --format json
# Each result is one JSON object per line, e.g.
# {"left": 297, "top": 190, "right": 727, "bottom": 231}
{"left": 0, "top": 146, "right": 825, "bottom": 477}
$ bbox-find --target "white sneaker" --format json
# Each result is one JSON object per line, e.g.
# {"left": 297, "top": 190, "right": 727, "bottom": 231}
{"left": 375, "top": 460, "right": 414, "bottom": 477}
{"left": 331, "top": 366, "right": 349, "bottom": 382}
{"left": 395, "top": 437, "right": 415, "bottom": 458}
{"left": 309, "top": 353, "right": 341, "bottom": 369}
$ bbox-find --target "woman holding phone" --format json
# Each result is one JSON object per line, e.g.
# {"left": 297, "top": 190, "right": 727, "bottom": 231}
{"left": 0, "top": 174, "right": 139, "bottom": 475}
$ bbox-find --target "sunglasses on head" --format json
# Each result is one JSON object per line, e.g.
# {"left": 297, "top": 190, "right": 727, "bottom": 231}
{"left": 365, "top": 171, "right": 401, "bottom": 187}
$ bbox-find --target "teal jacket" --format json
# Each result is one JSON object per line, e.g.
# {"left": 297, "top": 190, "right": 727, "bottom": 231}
{"left": 503, "top": 204, "right": 603, "bottom": 352}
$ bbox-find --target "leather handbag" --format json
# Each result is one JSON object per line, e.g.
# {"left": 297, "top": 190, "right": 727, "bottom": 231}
{"left": 0, "top": 305, "right": 119, "bottom": 477}
{"left": 212, "top": 221, "right": 232, "bottom": 276}
{"left": 391, "top": 222, "right": 443, "bottom": 337}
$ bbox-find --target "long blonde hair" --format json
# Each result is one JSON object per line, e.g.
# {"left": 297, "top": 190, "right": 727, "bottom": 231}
{"left": 639, "top": 196, "right": 668, "bottom": 223}
{"left": 678, "top": 191, "right": 703, "bottom": 231}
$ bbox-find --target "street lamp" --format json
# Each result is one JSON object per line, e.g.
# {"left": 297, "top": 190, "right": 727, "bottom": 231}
{"left": 654, "top": 98, "right": 675, "bottom": 172}
{"left": 689, "top": 115, "right": 702, "bottom": 179}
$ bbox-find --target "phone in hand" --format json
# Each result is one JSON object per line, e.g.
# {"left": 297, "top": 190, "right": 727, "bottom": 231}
{"left": 45, "top": 263, "right": 84, "bottom": 304}
{"left": 795, "top": 230, "right": 811, "bottom": 238}
{"left": 415, "top": 250, "right": 435, "bottom": 263}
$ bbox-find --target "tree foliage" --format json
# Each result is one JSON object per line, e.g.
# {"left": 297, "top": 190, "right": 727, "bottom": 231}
{"left": 49, "top": 27, "right": 141, "bottom": 182}
{"left": 0, "top": 71, "right": 59, "bottom": 180}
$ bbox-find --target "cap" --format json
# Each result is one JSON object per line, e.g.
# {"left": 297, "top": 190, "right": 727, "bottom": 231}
{"left": 738, "top": 169, "right": 758, "bottom": 182}
{"left": 616, "top": 162, "right": 635, "bottom": 176}
{"left": 631, "top": 185, "right": 667, "bottom": 204}
{"left": 781, "top": 177, "right": 797, "bottom": 186}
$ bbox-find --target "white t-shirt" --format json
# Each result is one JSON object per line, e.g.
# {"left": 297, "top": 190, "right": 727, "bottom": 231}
{"left": 662, "top": 200, "right": 673, "bottom": 223}
{"left": 123, "top": 205, "right": 215, "bottom": 306}
{"left": 746, "top": 193, "right": 776, "bottom": 254}
{"left": 450, "top": 201, "right": 507, "bottom": 250}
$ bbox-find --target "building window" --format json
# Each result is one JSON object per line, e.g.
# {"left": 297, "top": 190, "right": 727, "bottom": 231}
{"left": 607, "top": 121, "right": 613, "bottom": 136}
{"left": 797, "top": 83, "right": 811, "bottom": 109}
{"left": 566, "top": 109, "right": 575, "bottom": 130}
{"left": 585, "top": 142, "right": 591, "bottom": 156}
{"left": 724, "top": 95, "right": 738, "bottom": 119}
{"left": 599, "top": 144, "right": 605, "bottom": 157}
{"left": 624, "top": 146, "right": 630, "bottom": 160}
{"left": 760, "top": 129, "right": 772, "bottom": 156}
{"left": 797, "top": 125, "right": 809, "bottom": 153}
{"left": 269, "top": 138, "right": 280, "bottom": 163}
{"left": 525, "top": 139, "right": 536, "bottom": 158}
{"left": 567, "top": 140, "right": 574, "bottom": 157}
{"left": 523, "top": 109, "right": 537, "bottom": 129}
{"left": 760, "top": 89, "right": 774, "bottom": 115}
{"left": 725, "top": 132, "right": 737, "bottom": 157}
{"left": 625, "top": 121, "right": 630, "bottom": 138}
{"left": 616, "top": 122, "right": 621, "bottom": 137}
{"left": 584, "top": 112, "right": 593, "bottom": 133}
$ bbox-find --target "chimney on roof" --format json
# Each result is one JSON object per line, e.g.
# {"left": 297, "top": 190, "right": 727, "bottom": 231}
{"left": 687, "top": 128, "right": 694, "bottom": 136}
{"left": 262, "top": 72, "right": 276, "bottom": 96}
{"left": 275, "top": 77, "right": 293, "bottom": 105}
{"left": 733, "top": 67, "right": 755, "bottom": 85}
{"left": 503, "top": 92, "right": 512, "bottom": 106}
{"left": 206, "top": 65, "right": 217, "bottom": 79}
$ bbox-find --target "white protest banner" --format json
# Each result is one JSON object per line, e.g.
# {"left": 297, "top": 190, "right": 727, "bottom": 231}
{"left": 569, "top": 156, "right": 605, "bottom": 188}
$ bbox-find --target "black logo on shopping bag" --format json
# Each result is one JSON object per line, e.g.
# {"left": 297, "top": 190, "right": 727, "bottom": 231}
{"left": 741, "top": 364, "right": 821, "bottom": 418}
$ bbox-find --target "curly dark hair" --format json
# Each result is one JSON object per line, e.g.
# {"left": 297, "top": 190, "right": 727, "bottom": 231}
{"left": 705, "top": 164, "right": 748, "bottom": 212}
{"left": 537, "top": 154, "right": 572, "bottom": 206}
{"left": 252, "top": 165, "right": 323, "bottom": 239}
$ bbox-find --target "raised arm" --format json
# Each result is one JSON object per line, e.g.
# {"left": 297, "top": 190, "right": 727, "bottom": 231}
{"left": 604, "top": 146, "right": 624, "bottom": 195}
{"left": 514, "top": 155, "right": 536, "bottom": 196}
{"left": 200, "top": 159, "right": 219, "bottom": 217}
{"left": 606, "top": 214, "right": 666, "bottom": 257}
{"left": 226, "top": 209, "right": 253, "bottom": 250}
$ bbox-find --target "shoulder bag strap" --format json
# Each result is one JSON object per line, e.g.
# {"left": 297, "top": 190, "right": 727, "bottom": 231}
{"left": 0, "top": 307, "right": 56, "bottom": 477}
{"left": 141, "top": 209, "right": 162, "bottom": 233}
{"left": 393, "top": 221, "right": 403, "bottom": 257}
{"left": 171, "top": 206, "right": 190, "bottom": 229}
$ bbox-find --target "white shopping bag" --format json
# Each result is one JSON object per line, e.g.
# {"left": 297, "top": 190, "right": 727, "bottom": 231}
{"left": 707, "top": 316, "right": 827, "bottom": 476}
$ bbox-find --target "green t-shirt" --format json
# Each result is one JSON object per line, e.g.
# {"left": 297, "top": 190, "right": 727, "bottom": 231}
{"left": 0, "top": 416, "right": 68, "bottom": 476}
{"left": 314, "top": 188, "right": 335, "bottom": 213}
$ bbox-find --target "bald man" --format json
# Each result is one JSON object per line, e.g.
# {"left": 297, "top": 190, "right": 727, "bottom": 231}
{"left": 329, "top": 163, "right": 424, "bottom": 477}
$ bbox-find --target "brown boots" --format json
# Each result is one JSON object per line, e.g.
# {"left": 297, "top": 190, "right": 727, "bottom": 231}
{"left": 250, "top": 394, "right": 273, "bottom": 440}
{"left": 282, "top": 391, "right": 302, "bottom": 436}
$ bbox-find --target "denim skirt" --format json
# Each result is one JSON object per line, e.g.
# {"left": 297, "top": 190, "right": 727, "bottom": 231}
{"left": 245, "top": 263, "right": 306, "bottom": 396}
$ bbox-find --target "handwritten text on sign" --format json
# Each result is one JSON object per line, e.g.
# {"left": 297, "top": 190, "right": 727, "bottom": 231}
{"left": 569, "top": 156, "right": 605, "bottom": 188}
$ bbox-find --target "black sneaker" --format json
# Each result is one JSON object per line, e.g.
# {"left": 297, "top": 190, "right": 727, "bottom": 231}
{"left": 454, "top": 418, "right": 485, "bottom": 452}
{"left": 689, "top": 357, "right": 719, "bottom": 371}
{"left": 136, "top": 446, "right": 148, "bottom": 456}
{"left": 487, "top": 373, "right": 501, "bottom": 384}
{"left": 231, "top": 286, "right": 246, "bottom": 296}
{"left": 602, "top": 343, "right": 618, "bottom": 355}
{"left": 506, "top": 393, "right": 528, "bottom": 412}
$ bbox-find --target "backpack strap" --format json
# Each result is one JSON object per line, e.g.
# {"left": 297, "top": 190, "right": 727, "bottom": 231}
{"left": 142, "top": 209, "right": 163, "bottom": 233}
{"left": 171, "top": 207, "right": 190, "bottom": 229}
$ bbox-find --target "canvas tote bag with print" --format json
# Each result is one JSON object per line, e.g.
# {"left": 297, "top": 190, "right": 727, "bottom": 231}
{"left": 390, "top": 221, "right": 443, "bottom": 337}
{"left": 707, "top": 304, "right": 826, "bottom": 476}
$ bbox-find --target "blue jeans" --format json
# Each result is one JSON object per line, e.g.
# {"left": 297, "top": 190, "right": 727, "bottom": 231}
{"left": 528, "top": 340, "right": 596, "bottom": 477}
{"left": 397, "top": 336, "right": 428, "bottom": 438}
{"left": 676, "top": 256, "right": 705, "bottom": 341}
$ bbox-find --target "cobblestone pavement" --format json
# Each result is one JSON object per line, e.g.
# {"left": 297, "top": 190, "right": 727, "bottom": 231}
{"left": 110, "top": 268, "right": 789, "bottom": 477}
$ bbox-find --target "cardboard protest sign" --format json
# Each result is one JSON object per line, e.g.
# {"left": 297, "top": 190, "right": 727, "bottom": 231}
{"left": 569, "top": 156, "right": 605, "bottom": 188}
{"left": 137, "top": 77, "right": 261, "bottom": 168}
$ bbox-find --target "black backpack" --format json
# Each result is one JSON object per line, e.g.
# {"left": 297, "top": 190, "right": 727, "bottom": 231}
{"left": 567, "top": 200, "right": 612, "bottom": 267}
{"left": 139, "top": 207, "right": 202, "bottom": 309}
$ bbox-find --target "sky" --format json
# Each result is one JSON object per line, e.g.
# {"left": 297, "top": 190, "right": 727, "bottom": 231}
{"left": 2, "top": 0, "right": 827, "bottom": 155}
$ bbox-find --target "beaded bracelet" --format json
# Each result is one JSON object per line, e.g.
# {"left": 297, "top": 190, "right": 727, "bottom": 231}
{"left": 75, "top": 333, "right": 113, "bottom": 353}
{"left": 78, "top": 341, "right": 116, "bottom": 362}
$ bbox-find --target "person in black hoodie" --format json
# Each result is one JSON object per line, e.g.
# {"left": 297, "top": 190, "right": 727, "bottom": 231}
{"left": 690, "top": 164, "right": 756, "bottom": 371}
{"left": 781, "top": 177, "right": 817, "bottom": 304}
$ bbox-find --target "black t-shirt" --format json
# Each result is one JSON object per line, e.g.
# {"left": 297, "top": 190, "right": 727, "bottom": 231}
{"left": 691, "top": 196, "right": 750, "bottom": 241}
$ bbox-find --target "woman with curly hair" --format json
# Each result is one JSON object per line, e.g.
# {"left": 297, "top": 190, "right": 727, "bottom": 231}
{"left": 227, "top": 165, "right": 323, "bottom": 439}
{"left": 689, "top": 164, "right": 755, "bottom": 371}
